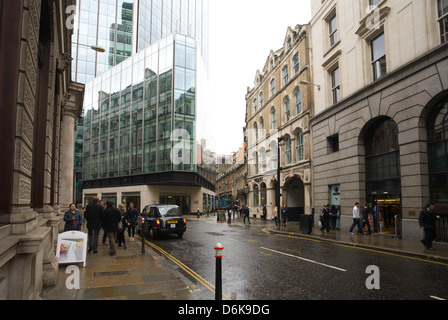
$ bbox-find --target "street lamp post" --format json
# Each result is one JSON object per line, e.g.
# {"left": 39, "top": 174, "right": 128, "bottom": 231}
{"left": 77, "top": 43, "right": 106, "bottom": 53}
{"left": 276, "top": 136, "right": 284, "bottom": 229}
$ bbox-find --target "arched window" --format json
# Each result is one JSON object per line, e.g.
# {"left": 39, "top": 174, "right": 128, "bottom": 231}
{"left": 283, "top": 65, "right": 289, "bottom": 85}
{"left": 254, "top": 98, "right": 258, "bottom": 113}
{"left": 253, "top": 184, "right": 260, "bottom": 206}
{"left": 260, "top": 117, "right": 265, "bottom": 138}
{"left": 296, "top": 89, "right": 302, "bottom": 114}
{"left": 260, "top": 147, "right": 267, "bottom": 172}
{"left": 285, "top": 135, "right": 292, "bottom": 165}
{"left": 259, "top": 92, "right": 264, "bottom": 108}
{"left": 428, "top": 95, "right": 448, "bottom": 204}
{"left": 271, "top": 108, "right": 277, "bottom": 130}
{"left": 253, "top": 151, "right": 259, "bottom": 175}
{"left": 296, "top": 130, "right": 304, "bottom": 161}
{"left": 254, "top": 122, "right": 258, "bottom": 142}
{"left": 365, "top": 118, "right": 401, "bottom": 194}
{"left": 270, "top": 79, "right": 276, "bottom": 97}
{"left": 285, "top": 96, "right": 290, "bottom": 122}
{"left": 293, "top": 53, "right": 300, "bottom": 73}
{"left": 270, "top": 140, "right": 278, "bottom": 170}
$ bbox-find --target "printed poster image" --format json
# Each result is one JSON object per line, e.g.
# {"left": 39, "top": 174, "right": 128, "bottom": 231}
{"left": 56, "top": 231, "right": 88, "bottom": 267}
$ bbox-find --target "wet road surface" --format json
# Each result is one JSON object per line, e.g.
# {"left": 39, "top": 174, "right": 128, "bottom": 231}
{"left": 142, "top": 216, "right": 448, "bottom": 300}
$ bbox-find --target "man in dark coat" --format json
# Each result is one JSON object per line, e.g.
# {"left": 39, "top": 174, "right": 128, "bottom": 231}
{"left": 84, "top": 196, "right": 103, "bottom": 254}
{"left": 101, "top": 200, "right": 122, "bottom": 255}
{"left": 320, "top": 204, "right": 330, "bottom": 233}
{"left": 419, "top": 203, "right": 440, "bottom": 251}
{"left": 360, "top": 204, "right": 372, "bottom": 235}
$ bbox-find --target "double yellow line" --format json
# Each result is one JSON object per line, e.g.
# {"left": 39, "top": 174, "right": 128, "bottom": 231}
{"left": 136, "top": 235, "right": 231, "bottom": 300}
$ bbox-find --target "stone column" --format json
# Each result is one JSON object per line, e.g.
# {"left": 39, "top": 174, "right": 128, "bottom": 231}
{"left": 59, "top": 83, "right": 84, "bottom": 211}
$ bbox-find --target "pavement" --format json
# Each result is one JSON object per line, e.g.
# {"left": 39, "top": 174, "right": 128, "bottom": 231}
{"left": 41, "top": 213, "right": 448, "bottom": 300}
{"left": 41, "top": 228, "right": 207, "bottom": 300}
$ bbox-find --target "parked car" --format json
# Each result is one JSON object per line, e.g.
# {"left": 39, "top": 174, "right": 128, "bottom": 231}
{"left": 137, "top": 204, "right": 186, "bottom": 239}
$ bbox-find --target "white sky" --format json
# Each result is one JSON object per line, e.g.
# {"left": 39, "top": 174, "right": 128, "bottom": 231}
{"left": 205, "top": 0, "right": 312, "bottom": 155}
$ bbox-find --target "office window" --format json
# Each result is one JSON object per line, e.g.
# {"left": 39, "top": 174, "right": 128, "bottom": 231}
{"left": 283, "top": 65, "right": 289, "bottom": 85}
{"left": 259, "top": 92, "right": 264, "bottom": 108}
{"left": 260, "top": 117, "right": 265, "bottom": 138}
{"left": 293, "top": 53, "right": 300, "bottom": 73}
{"left": 371, "top": 33, "right": 387, "bottom": 80}
{"left": 271, "top": 108, "right": 277, "bottom": 130}
{"left": 296, "top": 89, "right": 302, "bottom": 114}
{"left": 270, "top": 79, "right": 276, "bottom": 97}
{"left": 254, "top": 98, "right": 258, "bottom": 113}
{"left": 329, "top": 14, "right": 338, "bottom": 47}
{"left": 331, "top": 66, "right": 341, "bottom": 104}
{"left": 254, "top": 122, "right": 258, "bottom": 142}
{"left": 285, "top": 136, "right": 292, "bottom": 165}
{"left": 254, "top": 152, "right": 259, "bottom": 175}
{"left": 285, "top": 97, "right": 291, "bottom": 122}
{"left": 327, "top": 134, "right": 339, "bottom": 153}
{"left": 296, "top": 130, "right": 304, "bottom": 161}
{"left": 438, "top": 0, "right": 448, "bottom": 43}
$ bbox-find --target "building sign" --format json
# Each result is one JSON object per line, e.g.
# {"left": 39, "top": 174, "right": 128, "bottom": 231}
{"left": 56, "top": 231, "right": 88, "bottom": 267}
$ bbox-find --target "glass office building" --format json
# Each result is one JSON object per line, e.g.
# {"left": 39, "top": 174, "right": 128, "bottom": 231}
{"left": 73, "top": 0, "right": 212, "bottom": 210}
{"left": 82, "top": 34, "right": 201, "bottom": 179}
{"left": 72, "top": 0, "right": 209, "bottom": 84}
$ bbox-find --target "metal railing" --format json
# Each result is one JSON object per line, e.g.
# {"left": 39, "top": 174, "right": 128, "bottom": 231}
{"left": 436, "top": 213, "right": 448, "bottom": 243}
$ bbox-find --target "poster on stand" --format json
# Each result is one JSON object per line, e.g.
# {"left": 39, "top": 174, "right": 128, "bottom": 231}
{"left": 56, "top": 231, "right": 88, "bottom": 267}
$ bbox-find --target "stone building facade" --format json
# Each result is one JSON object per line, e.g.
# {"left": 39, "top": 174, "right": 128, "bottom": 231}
{"left": 245, "top": 25, "right": 313, "bottom": 220}
{"left": 309, "top": 0, "right": 448, "bottom": 239}
{"left": 216, "top": 146, "right": 248, "bottom": 207}
{"left": 0, "top": 0, "right": 84, "bottom": 299}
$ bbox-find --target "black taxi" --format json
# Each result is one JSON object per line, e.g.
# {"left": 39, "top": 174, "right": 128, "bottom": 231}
{"left": 137, "top": 204, "right": 187, "bottom": 239}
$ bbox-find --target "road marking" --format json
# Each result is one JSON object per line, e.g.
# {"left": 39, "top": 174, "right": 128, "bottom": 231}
{"left": 263, "top": 228, "right": 448, "bottom": 267}
{"left": 260, "top": 247, "right": 347, "bottom": 272}
{"left": 430, "top": 295, "right": 446, "bottom": 300}
{"left": 135, "top": 235, "right": 231, "bottom": 300}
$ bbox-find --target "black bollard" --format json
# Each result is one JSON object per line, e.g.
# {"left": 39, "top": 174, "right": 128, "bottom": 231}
{"left": 214, "top": 243, "right": 224, "bottom": 300}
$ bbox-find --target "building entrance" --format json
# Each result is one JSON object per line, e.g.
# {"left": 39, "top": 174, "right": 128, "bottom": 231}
{"left": 160, "top": 195, "right": 191, "bottom": 215}
{"left": 368, "top": 193, "right": 401, "bottom": 233}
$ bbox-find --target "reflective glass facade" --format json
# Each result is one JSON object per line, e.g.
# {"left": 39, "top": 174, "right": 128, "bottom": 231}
{"left": 72, "top": 0, "right": 209, "bottom": 84}
{"left": 82, "top": 34, "right": 203, "bottom": 180}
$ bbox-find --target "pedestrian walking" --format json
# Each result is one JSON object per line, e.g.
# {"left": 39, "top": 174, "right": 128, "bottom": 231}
{"left": 419, "top": 203, "right": 440, "bottom": 251}
{"left": 125, "top": 202, "right": 138, "bottom": 242}
{"left": 360, "top": 204, "right": 372, "bottom": 235}
{"left": 197, "top": 208, "right": 201, "bottom": 218}
{"left": 281, "top": 205, "right": 288, "bottom": 227}
{"left": 63, "top": 203, "right": 83, "bottom": 232}
{"left": 330, "top": 205, "right": 339, "bottom": 230}
{"left": 101, "top": 200, "right": 122, "bottom": 255}
{"left": 349, "top": 202, "right": 362, "bottom": 234}
{"left": 243, "top": 205, "right": 251, "bottom": 225}
{"left": 320, "top": 204, "right": 330, "bottom": 233}
{"left": 117, "top": 203, "right": 127, "bottom": 249}
{"left": 84, "top": 196, "right": 103, "bottom": 254}
{"left": 273, "top": 206, "right": 278, "bottom": 227}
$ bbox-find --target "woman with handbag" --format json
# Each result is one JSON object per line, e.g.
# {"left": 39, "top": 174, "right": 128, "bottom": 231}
{"left": 63, "top": 203, "right": 83, "bottom": 232}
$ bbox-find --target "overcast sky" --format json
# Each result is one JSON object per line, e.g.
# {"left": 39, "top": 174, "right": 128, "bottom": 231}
{"left": 205, "top": 0, "right": 312, "bottom": 155}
